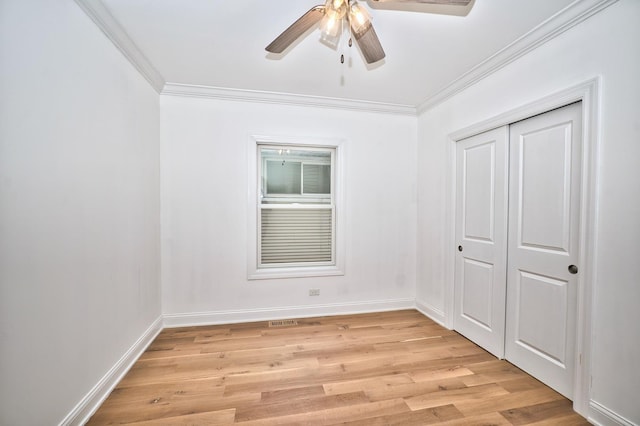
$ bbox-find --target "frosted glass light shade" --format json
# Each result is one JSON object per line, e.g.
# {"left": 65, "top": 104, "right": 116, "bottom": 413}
{"left": 348, "top": 1, "right": 371, "bottom": 35}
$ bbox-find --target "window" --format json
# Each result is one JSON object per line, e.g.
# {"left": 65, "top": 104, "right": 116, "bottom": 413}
{"left": 259, "top": 146, "right": 335, "bottom": 266}
{"left": 248, "top": 136, "right": 344, "bottom": 279}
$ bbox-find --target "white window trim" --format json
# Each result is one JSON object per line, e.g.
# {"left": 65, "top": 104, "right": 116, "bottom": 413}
{"left": 247, "top": 134, "right": 345, "bottom": 280}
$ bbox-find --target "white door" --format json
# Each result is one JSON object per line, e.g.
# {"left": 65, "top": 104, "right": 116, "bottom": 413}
{"left": 505, "top": 102, "right": 582, "bottom": 399}
{"left": 454, "top": 127, "right": 509, "bottom": 358}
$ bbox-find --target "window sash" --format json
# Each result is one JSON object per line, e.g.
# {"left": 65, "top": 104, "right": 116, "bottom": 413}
{"left": 257, "top": 145, "right": 336, "bottom": 269}
{"left": 263, "top": 160, "right": 331, "bottom": 198}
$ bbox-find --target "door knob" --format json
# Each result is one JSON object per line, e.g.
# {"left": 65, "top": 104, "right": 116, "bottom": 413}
{"left": 458, "top": 245, "right": 463, "bottom": 252}
{"left": 568, "top": 265, "right": 578, "bottom": 274}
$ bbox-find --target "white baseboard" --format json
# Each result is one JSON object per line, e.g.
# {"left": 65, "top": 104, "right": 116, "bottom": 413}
{"left": 589, "top": 400, "right": 638, "bottom": 426}
{"left": 415, "top": 300, "right": 447, "bottom": 327}
{"left": 59, "top": 316, "right": 163, "bottom": 426}
{"left": 163, "top": 298, "right": 415, "bottom": 328}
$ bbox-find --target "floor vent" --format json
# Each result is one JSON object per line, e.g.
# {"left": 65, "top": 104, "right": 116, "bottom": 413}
{"left": 269, "top": 319, "right": 298, "bottom": 327}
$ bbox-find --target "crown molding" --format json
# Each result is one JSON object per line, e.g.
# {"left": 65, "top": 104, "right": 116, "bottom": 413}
{"left": 161, "top": 83, "right": 417, "bottom": 116}
{"left": 416, "top": 0, "right": 619, "bottom": 114}
{"left": 75, "top": 0, "right": 616, "bottom": 114}
{"left": 74, "top": 0, "right": 165, "bottom": 93}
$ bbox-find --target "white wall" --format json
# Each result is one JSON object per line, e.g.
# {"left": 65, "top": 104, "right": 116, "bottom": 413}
{"left": 416, "top": 0, "right": 640, "bottom": 423}
{"left": 161, "top": 96, "right": 417, "bottom": 321}
{"left": 0, "top": 1, "right": 160, "bottom": 424}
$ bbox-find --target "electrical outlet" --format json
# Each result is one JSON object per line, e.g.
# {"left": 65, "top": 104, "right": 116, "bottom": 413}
{"left": 309, "top": 288, "right": 320, "bottom": 296}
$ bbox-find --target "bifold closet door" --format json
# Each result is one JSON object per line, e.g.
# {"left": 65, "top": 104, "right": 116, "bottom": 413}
{"left": 505, "top": 102, "right": 582, "bottom": 399}
{"left": 454, "top": 126, "right": 509, "bottom": 358}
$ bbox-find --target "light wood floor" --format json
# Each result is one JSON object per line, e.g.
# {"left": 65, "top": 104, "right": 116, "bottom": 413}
{"left": 88, "top": 310, "right": 589, "bottom": 425}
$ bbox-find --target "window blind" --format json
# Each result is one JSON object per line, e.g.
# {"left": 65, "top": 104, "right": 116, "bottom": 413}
{"left": 261, "top": 208, "right": 332, "bottom": 264}
{"left": 303, "top": 164, "right": 331, "bottom": 194}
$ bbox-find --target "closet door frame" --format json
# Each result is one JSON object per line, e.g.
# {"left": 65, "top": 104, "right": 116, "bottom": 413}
{"left": 444, "top": 78, "right": 600, "bottom": 419}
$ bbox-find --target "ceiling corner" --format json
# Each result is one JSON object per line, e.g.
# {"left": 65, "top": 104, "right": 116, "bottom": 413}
{"left": 74, "top": 0, "right": 166, "bottom": 93}
{"left": 416, "top": 0, "right": 619, "bottom": 115}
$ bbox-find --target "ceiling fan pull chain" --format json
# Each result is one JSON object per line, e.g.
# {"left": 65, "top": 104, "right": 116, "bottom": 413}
{"left": 346, "top": 15, "right": 354, "bottom": 65}
{"left": 339, "top": 15, "right": 346, "bottom": 64}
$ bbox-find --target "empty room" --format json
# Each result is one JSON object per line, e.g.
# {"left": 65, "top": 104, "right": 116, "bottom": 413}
{"left": 1, "top": 0, "right": 639, "bottom": 424}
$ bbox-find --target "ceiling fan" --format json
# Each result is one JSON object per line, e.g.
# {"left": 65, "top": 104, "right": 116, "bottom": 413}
{"left": 265, "top": 0, "right": 473, "bottom": 64}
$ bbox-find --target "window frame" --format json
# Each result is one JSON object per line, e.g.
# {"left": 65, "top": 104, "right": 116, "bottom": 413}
{"left": 247, "top": 135, "right": 345, "bottom": 280}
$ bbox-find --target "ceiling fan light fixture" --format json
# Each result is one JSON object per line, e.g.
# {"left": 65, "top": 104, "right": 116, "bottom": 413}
{"left": 319, "top": 0, "right": 349, "bottom": 48}
{"left": 319, "top": 23, "right": 342, "bottom": 48}
{"left": 348, "top": 1, "right": 371, "bottom": 35}
{"left": 320, "top": 10, "right": 342, "bottom": 38}
{"left": 266, "top": 0, "right": 473, "bottom": 63}
{"left": 321, "top": 0, "right": 347, "bottom": 34}
{"left": 329, "top": 0, "right": 347, "bottom": 11}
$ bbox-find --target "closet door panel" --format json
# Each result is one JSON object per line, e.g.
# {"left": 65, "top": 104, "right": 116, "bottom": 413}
{"left": 454, "top": 126, "right": 508, "bottom": 358}
{"left": 505, "top": 102, "right": 582, "bottom": 399}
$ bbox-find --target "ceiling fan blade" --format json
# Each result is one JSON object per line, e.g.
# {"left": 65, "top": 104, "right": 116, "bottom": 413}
{"left": 367, "top": 0, "right": 473, "bottom": 17}
{"left": 351, "top": 22, "right": 385, "bottom": 64}
{"left": 371, "top": 0, "right": 471, "bottom": 4}
{"left": 266, "top": 6, "right": 325, "bottom": 54}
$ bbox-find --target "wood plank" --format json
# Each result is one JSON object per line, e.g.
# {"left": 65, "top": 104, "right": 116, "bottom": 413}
{"left": 334, "top": 404, "right": 464, "bottom": 425}
{"left": 409, "top": 365, "right": 475, "bottom": 383}
{"left": 404, "top": 383, "right": 510, "bottom": 411}
{"left": 235, "top": 391, "right": 370, "bottom": 422}
{"left": 126, "top": 408, "right": 236, "bottom": 425}
{"left": 527, "top": 414, "right": 592, "bottom": 425}
{"left": 234, "top": 398, "right": 411, "bottom": 425}
{"left": 499, "top": 399, "right": 589, "bottom": 425}
{"left": 87, "top": 383, "right": 257, "bottom": 424}
{"left": 323, "top": 373, "right": 414, "bottom": 395}
{"left": 365, "top": 376, "right": 469, "bottom": 401}
{"left": 260, "top": 385, "right": 326, "bottom": 404}
{"left": 454, "top": 386, "right": 565, "bottom": 417}
{"left": 431, "top": 411, "right": 513, "bottom": 425}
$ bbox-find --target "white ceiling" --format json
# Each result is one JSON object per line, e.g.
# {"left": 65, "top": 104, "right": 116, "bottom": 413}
{"left": 96, "top": 0, "right": 577, "bottom": 106}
